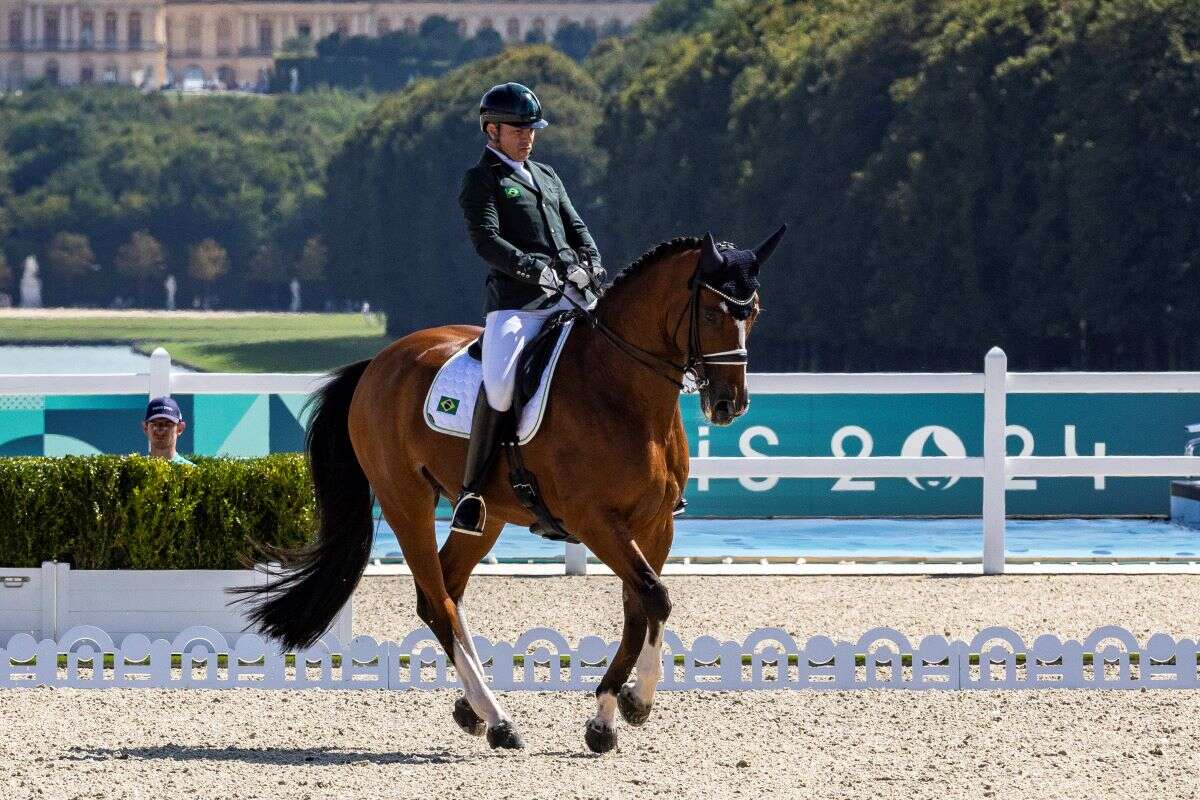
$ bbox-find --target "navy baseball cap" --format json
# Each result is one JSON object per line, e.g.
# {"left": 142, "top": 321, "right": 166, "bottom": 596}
{"left": 144, "top": 396, "right": 182, "bottom": 423}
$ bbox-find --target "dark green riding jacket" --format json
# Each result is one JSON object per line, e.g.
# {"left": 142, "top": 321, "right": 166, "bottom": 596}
{"left": 459, "top": 148, "right": 601, "bottom": 313}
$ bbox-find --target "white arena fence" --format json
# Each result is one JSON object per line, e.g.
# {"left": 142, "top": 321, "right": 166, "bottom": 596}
{"left": 4, "top": 345, "right": 1200, "bottom": 575}
{"left": 4, "top": 625, "right": 1199, "bottom": 692}
{"left": 0, "top": 562, "right": 352, "bottom": 648}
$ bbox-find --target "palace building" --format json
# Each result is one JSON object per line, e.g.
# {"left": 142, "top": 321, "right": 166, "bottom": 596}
{"left": 0, "top": 0, "right": 653, "bottom": 89}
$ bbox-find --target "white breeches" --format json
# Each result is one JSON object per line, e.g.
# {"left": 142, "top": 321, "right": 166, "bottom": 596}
{"left": 481, "top": 290, "right": 587, "bottom": 412}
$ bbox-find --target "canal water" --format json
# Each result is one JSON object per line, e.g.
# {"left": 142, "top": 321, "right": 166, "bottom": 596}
{"left": 0, "top": 345, "right": 194, "bottom": 373}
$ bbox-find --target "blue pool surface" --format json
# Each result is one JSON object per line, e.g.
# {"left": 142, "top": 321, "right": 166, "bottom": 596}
{"left": 370, "top": 517, "right": 1200, "bottom": 561}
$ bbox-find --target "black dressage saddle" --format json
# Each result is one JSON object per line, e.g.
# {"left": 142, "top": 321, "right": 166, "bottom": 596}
{"left": 465, "top": 309, "right": 578, "bottom": 417}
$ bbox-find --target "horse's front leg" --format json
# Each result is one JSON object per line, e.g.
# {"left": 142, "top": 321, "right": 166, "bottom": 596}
{"left": 618, "top": 518, "right": 672, "bottom": 727}
{"left": 583, "top": 534, "right": 671, "bottom": 754}
{"left": 618, "top": 620, "right": 663, "bottom": 727}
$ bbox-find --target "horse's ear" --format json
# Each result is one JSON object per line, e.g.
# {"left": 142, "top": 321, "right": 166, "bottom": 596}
{"left": 753, "top": 224, "right": 788, "bottom": 270}
{"left": 699, "top": 231, "right": 723, "bottom": 274}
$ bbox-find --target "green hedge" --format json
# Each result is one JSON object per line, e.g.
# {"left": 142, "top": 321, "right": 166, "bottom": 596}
{"left": 0, "top": 455, "right": 316, "bottom": 569}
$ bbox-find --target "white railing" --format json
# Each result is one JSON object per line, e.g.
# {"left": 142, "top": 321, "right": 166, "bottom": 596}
{"left": 700, "top": 347, "right": 1200, "bottom": 574}
{"left": 0, "top": 562, "right": 352, "bottom": 648}
{"left": 5, "top": 624, "right": 1196, "bottom": 691}
{"left": 5, "top": 346, "right": 1200, "bottom": 576}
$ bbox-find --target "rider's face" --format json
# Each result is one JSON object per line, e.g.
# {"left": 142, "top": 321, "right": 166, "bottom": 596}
{"left": 492, "top": 123, "right": 535, "bottom": 162}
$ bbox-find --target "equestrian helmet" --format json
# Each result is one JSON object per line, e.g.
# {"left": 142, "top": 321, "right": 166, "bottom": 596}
{"left": 479, "top": 82, "right": 550, "bottom": 133}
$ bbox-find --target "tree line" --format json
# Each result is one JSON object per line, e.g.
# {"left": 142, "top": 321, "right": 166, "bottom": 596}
{"left": 0, "top": 88, "right": 371, "bottom": 310}
{"left": 271, "top": 14, "right": 622, "bottom": 93}
{"left": 3, "top": 0, "right": 1199, "bottom": 370}
{"left": 324, "top": 0, "right": 1200, "bottom": 370}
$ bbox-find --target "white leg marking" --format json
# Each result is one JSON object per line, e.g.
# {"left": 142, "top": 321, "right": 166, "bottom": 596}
{"left": 593, "top": 690, "right": 618, "bottom": 728}
{"left": 453, "top": 605, "right": 507, "bottom": 727}
{"left": 631, "top": 629, "right": 664, "bottom": 706}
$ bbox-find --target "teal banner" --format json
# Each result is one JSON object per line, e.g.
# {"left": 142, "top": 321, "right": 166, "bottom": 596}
{"left": 0, "top": 394, "right": 307, "bottom": 458}
{"left": 679, "top": 393, "right": 1200, "bottom": 517}
{"left": 2, "top": 391, "right": 1195, "bottom": 516}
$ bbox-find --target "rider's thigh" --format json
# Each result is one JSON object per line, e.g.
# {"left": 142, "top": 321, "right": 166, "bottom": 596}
{"left": 481, "top": 310, "right": 525, "bottom": 412}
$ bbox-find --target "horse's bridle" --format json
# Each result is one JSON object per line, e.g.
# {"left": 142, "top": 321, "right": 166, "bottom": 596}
{"left": 546, "top": 248, "right": 754, "bottom": 394}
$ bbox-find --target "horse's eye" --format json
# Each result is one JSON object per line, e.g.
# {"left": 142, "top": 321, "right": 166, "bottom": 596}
{"left": 703, "top": 309, "right": 719, "bottom": 324}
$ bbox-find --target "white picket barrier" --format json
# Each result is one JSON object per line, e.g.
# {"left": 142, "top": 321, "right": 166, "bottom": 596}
{"left": 5, "top": 345, "right": 1200, "bottom": 575}
{"left": 0, "top": 562, "right": 351, "bottom": 649}
{"left": 3, "top": 624, "right": 1197, "bottom": 692}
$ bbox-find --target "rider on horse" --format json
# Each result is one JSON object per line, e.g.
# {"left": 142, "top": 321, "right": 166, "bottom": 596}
{"left": 453, "top": 81, "right": 605, "bottom": 536}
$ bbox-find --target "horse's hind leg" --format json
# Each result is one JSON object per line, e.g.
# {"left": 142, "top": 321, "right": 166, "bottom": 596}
{"left": 380, "top": 488, "right": 523, "bottom": 750}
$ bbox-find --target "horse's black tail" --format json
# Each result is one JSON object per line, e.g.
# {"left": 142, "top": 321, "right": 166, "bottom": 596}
{"left": 229, "top": 359, "right": 374, "bottom": 651}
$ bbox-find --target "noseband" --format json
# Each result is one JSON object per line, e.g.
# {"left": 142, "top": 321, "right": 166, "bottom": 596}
{"left": 552, "top": 251, "right": 754, "bottom": 393}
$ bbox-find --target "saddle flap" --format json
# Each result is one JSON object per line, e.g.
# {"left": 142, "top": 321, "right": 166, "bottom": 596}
{"left": 514, "top": 310, "right": 577, "bottom": 416}
{"left": 423, "top": 314, "right": 576, "bottom": 446}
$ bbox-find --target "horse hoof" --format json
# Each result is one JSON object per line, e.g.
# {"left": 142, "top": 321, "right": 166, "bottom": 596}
{"left": 453, "top": 697, "right": 486, "bottom": 737}
{"left": 617, "top": 685, "right": 652, "bottom": 727}
{"left": 486, "top": 720, "right": 525, "bottom": 750}
{"left": 584, "top": 719, "right": 618, "bottom": 754}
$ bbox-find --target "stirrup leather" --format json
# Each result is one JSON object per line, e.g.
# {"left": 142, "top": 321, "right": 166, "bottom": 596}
{"left": 450, "top": 491, "right": 486, "bottom": 536}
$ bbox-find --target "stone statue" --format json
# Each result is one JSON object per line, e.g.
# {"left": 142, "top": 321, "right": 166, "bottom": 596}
{"left": 289, "top": 277, "right": 301, "bottom": 312}
{"left": 289, "top": 67, "right": 300, "bottom": 94}
{"left": 19, "top": 255, "right": 42, "bottom": 308}
{"left": 164, "top": 274, "right": 177, "bottom": 311}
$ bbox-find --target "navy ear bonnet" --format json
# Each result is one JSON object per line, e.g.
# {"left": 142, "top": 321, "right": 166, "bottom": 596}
{"left": 696, "top": 242, "right": 760, "bottom": 320}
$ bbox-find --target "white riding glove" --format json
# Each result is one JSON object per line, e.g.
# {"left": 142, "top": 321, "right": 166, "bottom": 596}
{"left": 567, "top": 265, "right": 592, "bottom": 290}
{"left": 539, "top": 263, "right": 565, "bottom": 294}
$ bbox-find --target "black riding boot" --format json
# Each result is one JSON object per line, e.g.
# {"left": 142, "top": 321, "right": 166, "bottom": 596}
{"left": 450, "top": 387, "right": 505, "bottom": 536}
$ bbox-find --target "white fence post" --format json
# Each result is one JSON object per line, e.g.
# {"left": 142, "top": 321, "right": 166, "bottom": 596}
{"left": 149, "top": 347, "right": 171, "bottom": 399}
{"left": 39, "top": 561, "right": 57, "bottom": 640}
{"left": 565, "top": 542, "right": 588, "bottom": 576}
{"left": 982, "top": 347, "right": 1008, "bottom": 575}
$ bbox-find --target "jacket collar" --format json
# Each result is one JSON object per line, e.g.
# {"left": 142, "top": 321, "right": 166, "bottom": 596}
{"left": 482, "top": 147, "right": 540, "bottom": 195}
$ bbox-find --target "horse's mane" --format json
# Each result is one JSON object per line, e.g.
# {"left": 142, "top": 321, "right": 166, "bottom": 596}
{"left": 606, "top": 236, "right": 704, "bottom": 293}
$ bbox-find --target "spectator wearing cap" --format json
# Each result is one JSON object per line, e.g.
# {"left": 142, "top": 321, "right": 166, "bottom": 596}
{"left": 143, "top": 396, "right": 193, "bottom": 465}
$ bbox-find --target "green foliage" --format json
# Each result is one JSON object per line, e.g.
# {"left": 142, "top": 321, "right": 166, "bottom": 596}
{"left": 45, "top": 231, "right": 95, "bottom": 280}
{"left": 0, "top": 455, "right": 314, "bottom": 569}
{"left": 552, "top": 22, "right": 598, "bottom": 61}
{"left": 114, "top": 229, "right": 166, "bottom": 282}
{"left": 589, "top": 0, "right": 1200, "bottom": 370}
{"left": 321, "top": 46, "right": 605, "bottom": 333}
{"left": 275, "top": 17, "right": 508, "bottom": 93}
{"left": 188, "top": 238, "right": 229, "bottom": 285}
{"left": 0, "top": 86, "right": 372, "bottom": 309}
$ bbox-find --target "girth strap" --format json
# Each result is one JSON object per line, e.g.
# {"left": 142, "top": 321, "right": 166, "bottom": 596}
{"left": 503, "top": 439, "right": 579, "bottom": 544}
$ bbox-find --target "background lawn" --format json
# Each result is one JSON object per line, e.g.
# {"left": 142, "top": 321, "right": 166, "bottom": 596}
{"left": 0, "top": 311, "right": 397, "bottom": 372}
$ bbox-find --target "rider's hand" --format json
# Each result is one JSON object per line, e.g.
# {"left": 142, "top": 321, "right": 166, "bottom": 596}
{"left": 567, "top": 265, "right": 592, "bottom": 290}
{"left": 539, "top": 262, "right": 565, "bottom": 293}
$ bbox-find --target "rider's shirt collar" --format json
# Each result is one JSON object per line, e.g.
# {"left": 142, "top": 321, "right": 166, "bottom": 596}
{"left": 487, "top": 145, "right": 536, "bottom": 188}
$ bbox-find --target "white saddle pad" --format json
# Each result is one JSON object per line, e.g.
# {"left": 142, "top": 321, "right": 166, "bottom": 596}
{"left": 423, "top": 319, "right": 575, "bottom": 446}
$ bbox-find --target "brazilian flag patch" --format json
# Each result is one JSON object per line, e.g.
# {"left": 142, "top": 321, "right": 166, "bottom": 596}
{"left": 504, "top": 186, "right": 521, "bottom": 199}
{"left": 438, "top": 395, "right": 460, "bottom": 415}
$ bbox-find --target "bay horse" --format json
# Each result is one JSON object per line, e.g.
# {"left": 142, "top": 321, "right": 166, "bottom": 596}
{"left": 235, "top": 228, "right": 785, "bottom": 753}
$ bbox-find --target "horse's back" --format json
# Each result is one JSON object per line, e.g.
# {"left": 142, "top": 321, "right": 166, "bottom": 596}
{"left": 373, "top": 323, "right": 478, "bottom": 375}
{"left": 353, "top": 324, "right": 479, "bottom": 426}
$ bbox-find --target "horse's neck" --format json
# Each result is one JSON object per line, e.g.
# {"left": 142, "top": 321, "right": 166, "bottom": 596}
{"left": 578, "top": 257, "right": 692, "bottom": 423}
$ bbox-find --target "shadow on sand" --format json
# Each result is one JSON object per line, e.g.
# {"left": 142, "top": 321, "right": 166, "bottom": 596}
{"left": 61, "top": 743, "right": 473, "bottom": 766}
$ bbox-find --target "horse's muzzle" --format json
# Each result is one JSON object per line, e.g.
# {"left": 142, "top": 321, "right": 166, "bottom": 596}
{"left": 708, "top": 396, "right": 746, "bottom": 426}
